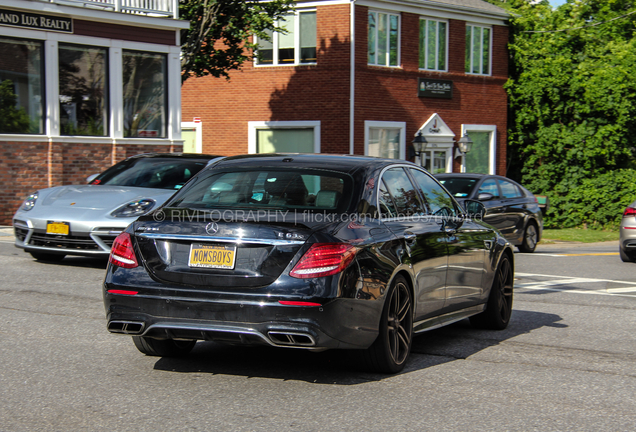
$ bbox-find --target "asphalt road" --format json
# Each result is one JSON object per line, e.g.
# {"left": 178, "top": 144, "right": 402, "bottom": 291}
{"left": 0, "top": 238, "right": 634, "bottom": 431}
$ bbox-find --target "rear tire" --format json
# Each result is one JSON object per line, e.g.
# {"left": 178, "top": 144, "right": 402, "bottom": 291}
{"left": 470, "top": 255, "right": 514, "bottom": 330}
{"left": 29, "top": 252, "right": 66, "bottom": 262}
{"left": 620, "top": 247, "right": 636, "bottom": 262}
{"left": 132, "top": 336, "right": 196, "bottom": 357}
{"left": 361, "top": 275, "right": 413, "bottom": 374}
{"left": 518, "top": 222, "right": 538, "bottom": 253}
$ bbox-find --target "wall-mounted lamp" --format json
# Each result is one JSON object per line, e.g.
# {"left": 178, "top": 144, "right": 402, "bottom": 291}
{"left": 454, "top": 133, "right": 473, "bottom": 158}
{"left": 410, "top": 131, "right": 428, "bottom": 167}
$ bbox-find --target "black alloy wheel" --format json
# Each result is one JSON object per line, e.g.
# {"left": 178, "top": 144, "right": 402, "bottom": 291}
{"left": 470, "top": 255, "right": 514, "bottom": 330}
{"left": 518, "top": 222, "right": 538, "bottom": 253}
{"left": 132, "top": 336, "right": 196, "bottom": 357}
{"left": 362, "top": 275, "right": 413, "bottom": 374}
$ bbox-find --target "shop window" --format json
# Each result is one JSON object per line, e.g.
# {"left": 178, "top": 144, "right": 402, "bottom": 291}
{"left": 465, "top": 24, "right": 491, "bottom": 75}
{"left": 256, "top": 128, "right": 314, "bottom": 153}
{"left": 419, "top": 19, "right": 447, "bottom": 71}
{"left": 368, "top": 11, "right": 400, "bottom": 67}
{"left": 462, "top": 125, "right": 496, "bottom": 174}
{"left": 256, "top": 11, "right": 316, "bottom": 66}
{"left": 123, "top": 51, "right": 166, "bottom": 138}
{"left": 0, "top": 37, "right": 43, "bottom": 134}
{"left": 59, "top": 44, "right": 108, "bottom": 136}
{"left": 365, "top": 121, "right": 405, "bottom": 159}
{"left": 421, "top": 150, "right": 448, "bottom": 174}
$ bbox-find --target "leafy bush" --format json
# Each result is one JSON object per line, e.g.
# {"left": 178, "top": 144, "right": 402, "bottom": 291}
{"left": 544, "top": 169, "right": 636, "bottom": 229}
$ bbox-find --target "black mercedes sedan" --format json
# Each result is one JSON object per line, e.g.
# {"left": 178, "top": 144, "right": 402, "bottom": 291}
{"left": 103, "top": 154, "right": 515, "bottom": 373}
{"left": 435, "top": 173, "right": 543, "bottom": 253}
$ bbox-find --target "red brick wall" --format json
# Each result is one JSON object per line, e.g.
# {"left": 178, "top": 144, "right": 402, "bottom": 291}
{"left": 74, "top": 20, "right": 176, "bottom": 45}
{"left": 181, "top": 3, "right": 508, "bottom": 175}
{"left": 0, "top": 141, "right": 182, "bottom": 225}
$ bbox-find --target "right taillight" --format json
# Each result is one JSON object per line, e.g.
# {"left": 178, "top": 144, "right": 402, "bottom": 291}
{"left": 109, "top": 233, "right": 139, "bottom": 268}
{"left": 290, "top": 243, "right": 358, "bottom": 279}
{"left": 623, "top": 207, "right": 636, "bottom": 217}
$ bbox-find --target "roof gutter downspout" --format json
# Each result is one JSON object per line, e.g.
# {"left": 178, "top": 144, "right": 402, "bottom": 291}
{"left": 349, "top": 0, "right": 355, "bottom": 155}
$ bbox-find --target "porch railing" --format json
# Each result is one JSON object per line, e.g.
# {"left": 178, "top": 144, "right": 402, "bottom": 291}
{"left": 44, "top": 0, "right": 179, "bottom": 19}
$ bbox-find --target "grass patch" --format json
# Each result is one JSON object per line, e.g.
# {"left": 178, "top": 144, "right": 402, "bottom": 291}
{"left": 541, "top": 228, "right": 619, "bottom": 243}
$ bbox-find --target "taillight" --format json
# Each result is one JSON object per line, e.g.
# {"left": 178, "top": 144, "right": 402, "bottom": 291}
{"left": 109, "top": 233, "right": 139, "bottom": 268}
{"left": 623, "top": 207, "right": 636, "bottom": 217}
{"left": 290, "top": 243, "right": 358, "bottom": 279}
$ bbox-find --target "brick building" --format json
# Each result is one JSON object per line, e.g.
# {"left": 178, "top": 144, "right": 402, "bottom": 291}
{"left": 182, "top": 0, "right": 509, "bottom": 177}
{"left": 0, "top": 0, "right": 186, "bottom": 225}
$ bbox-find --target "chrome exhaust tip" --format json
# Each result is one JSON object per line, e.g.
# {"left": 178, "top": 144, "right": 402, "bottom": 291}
{"left": 108, "top": 321, "right": 145, "bottom": 335}
{"left": 268, "top": 331, "right": 316, "bottom": 347}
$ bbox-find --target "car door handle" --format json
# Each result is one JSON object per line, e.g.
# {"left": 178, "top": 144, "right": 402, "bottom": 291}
{"left": 404, "top": 232, "right": 417, "bottom": 244}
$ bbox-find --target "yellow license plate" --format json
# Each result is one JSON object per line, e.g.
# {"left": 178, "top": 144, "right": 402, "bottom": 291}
{"left": 46, "top": 221, "right": 70, "bottom": 236}
{"left": 188, "top": 243, "right": 236, "bottom": 269}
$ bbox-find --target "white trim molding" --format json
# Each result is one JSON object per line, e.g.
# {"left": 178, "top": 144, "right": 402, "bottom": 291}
{"left": 461, "top": 124, "right": 497, "bottom": 174}
{"left": 181, "top": 121, "right": 203, "bottom": 154}
{"left": 364, "top": 120, "right": 406, "bottom": 160}
{"left": 248, "top": 121, "right": 321, "bottom": 154}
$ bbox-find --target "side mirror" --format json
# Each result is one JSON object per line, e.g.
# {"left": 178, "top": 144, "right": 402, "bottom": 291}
{"left": 477, "top": 192, "right": 494, "bottom": 201}
{"left": 464, "top": 199, "right": 486, "bottom": 219}
{"left": 86, "top": 174, "right": 98, "bottom": 184}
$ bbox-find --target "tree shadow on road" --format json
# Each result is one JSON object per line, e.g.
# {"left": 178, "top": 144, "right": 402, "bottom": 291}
{"left": 152, "top": 309, "right": 565, "bottom": 385}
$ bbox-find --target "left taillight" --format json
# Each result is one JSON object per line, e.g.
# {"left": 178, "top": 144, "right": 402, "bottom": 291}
{"left": 109, "top": 232, "right": 139, "bottom": 268}
{"left": 290, "top": 243, "right": 358, "bottom": 279}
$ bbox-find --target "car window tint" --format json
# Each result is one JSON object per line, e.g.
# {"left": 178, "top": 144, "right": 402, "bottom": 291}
{"left": 378, "top": 180, "right": 397, "bottom": 218}
{"left": 499, "top": 180, "right": 522, "bottom": 199}
{"left": 409, "top": 168, "right": 457, "bottom": 216}
{"left": 381, "top": 168, "right": 425, "bottom": 217}
{"left": 437, "top": 177, "right": 478, "bottom": 198}
{"left": 92, "top": 158, "right": 208, "bottom": 190}
{"left": 478, "top": 179, "right": 499, "bottom": 197}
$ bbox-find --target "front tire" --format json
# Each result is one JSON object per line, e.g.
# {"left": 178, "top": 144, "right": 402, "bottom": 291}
{"left": 362, "top": 275, "right": 413, "bottom": 374}
{"left": 29, "top": 251, "right": 66, "bottom": 262}
{"left": 132, "top": 336, "right": 196, "bottom": 357}
{"left": 518, "top": 222, "right": 538, "bottom": 253}
{"left": 470, "top": 255, "right": 514, "bottom": 330}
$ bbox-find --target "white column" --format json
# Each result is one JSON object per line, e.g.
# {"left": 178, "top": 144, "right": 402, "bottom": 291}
{"left": 167, "top": 45, "right": 182, "bottom": 142}
{"left": 44, "top": 35, "right": 59, "bottom": 137}
{"left": 109, "top": 42, "right": 124, "bottom": 139}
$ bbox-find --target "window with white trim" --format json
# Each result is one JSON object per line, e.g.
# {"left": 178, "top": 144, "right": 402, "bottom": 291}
{"left": 368, "top": 11, "right": 400, "bottom": 67}
{"left": 256, "top": 10, "right": 316, "bottom": 66}
{"left": 419, "top": 18, "right": 447, "bottom": 71}
{"left": 462, "top": 125, "right": 496, "bottom": 174}
{"left": 248, "top": 121, "right": 321, "bottom": 154}
{"left": 465, "top": 24, "right": 491, "bottom": 75}
{"left": 364, "top": 121, "right": 405, "bottom": 159}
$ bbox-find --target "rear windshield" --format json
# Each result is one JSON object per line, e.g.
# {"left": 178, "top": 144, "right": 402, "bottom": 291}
{"left": 170, "top": 169, "right": 353, "bottom": 212}
{"left": 437, "top": 177, "right": 478, "bottom": 198}
{"left": 90, "top": 158, "right": 209, "bottom": 190}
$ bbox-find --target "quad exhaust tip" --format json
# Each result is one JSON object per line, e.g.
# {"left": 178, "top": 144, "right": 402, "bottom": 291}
{"left": 268, "top": 331, "right": 316, "bottom": 347}
{"left": 108, "top": 321, "right": 145, "bottom": 335}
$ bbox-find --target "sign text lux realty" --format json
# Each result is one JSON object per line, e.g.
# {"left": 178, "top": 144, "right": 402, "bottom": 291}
{"left": 0, "top": 9, "right": 73, "bottom": 33}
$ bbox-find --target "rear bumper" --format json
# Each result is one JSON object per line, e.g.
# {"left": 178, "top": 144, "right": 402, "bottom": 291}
{"left": 104, "top": 287, "right": 381, "bottom": 350}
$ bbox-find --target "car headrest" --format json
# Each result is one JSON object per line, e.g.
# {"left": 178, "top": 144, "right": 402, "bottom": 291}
{"left": 315, "top": 190, "right": 341, "bottom": 208}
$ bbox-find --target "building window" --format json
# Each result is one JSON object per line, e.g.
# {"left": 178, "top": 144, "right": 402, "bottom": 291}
{"left": 0, "top": 37, "right": 43, "bottom": 134}
{"left": 462, "top": 125, "right": 496, "bottom": 174}
{"left": 257, "top": 11, "right": 316, "bottom": 66}
{"left": 421, "top": 150, "right": 448, "bottom": 174}
{"left": 419, "top": 19, "right": 447, "bottom": 71}
{"left": 59, "top": 44, "right": 108, "bottom": 136}
{"left": 123, "top": 51, "right": 166, "bottom": 138}
{"left": 248, "top": 121, "right": 320, "bottom": 154}
{"left": 465, "top": 24, "right": 491, "bottom": 75}
{"left": 365, "top": 121, "right": 405, "bottom": 159}
{"left": 368, "top": 11, "right": 400, "bottom": 67}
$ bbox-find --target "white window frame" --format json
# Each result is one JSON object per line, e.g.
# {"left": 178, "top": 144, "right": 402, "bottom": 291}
{"left": 465, "top": 23, "right": 492, "bottom": 76}
{"left": 364, "top": 121, "right": 406, "bottom": 160}
{"left": 0, "top": 26, "right": 180, "bottom": 144}
{"left": 181, "top": 120, "right": 202, "bottom": 153}
{"left": 368, "top": 10, "right": 401, "bottom": 68}
{"left": 254, "top": 9, "right": 317, "bottom": 67}
{"left": 419, "top": 17, "right": 448, "bottom": 72}
{"left": 460, "top": 124, "right": 497, "bottom": 174}
{"left": 248, "top": 121, "right": 321, "bottom": 154}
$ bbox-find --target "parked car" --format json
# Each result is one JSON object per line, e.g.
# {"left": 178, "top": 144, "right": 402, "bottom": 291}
{"left": 619, "top": 201, "right": 636, "bottom": 262}
{"left": 435, "top": 173, "right": 543, "bottom": 253}
{"left": 13, "top": 153, "right": 222, "bottom": 261}
{"left": 103, "top": 154, "right": 515, "bottom": 373}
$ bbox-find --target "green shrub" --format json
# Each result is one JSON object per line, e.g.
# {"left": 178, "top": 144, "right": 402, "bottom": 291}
{"left": 544, "top": 169, "right": 636, "bottom": 229}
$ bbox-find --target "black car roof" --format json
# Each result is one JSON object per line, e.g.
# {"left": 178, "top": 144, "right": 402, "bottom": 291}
{"left": 211, "top": 153, "right": 419, "bottom": 174}
{"left": 128, "top": 153, "right": 221, "bottom": 160}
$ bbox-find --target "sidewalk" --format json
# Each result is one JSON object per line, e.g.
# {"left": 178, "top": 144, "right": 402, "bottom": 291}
{"left": 0, "top": 226, "right": 14, "bottom": 243}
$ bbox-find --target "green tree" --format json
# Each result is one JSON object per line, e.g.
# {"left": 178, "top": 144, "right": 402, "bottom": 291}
{"left": 180, "top": 0, "right": 295, "bottom": 83}
{"left": 488, "top": 0, "right": 636, "bottom": 228}
{"left": 0, "top": 80, "right": 30, "bottom": 134}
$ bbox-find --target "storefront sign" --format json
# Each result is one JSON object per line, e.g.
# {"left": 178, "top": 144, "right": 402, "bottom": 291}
{"left": 0, "top": 9, "right": 73, "bottom": 33}
{"left": 418, "top": 78, "right": 453, "bottom": 99}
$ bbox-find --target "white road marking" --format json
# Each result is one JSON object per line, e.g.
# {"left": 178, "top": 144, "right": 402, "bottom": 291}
{"left": 515, "top": 272, "right": 636, "bottom": 298}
